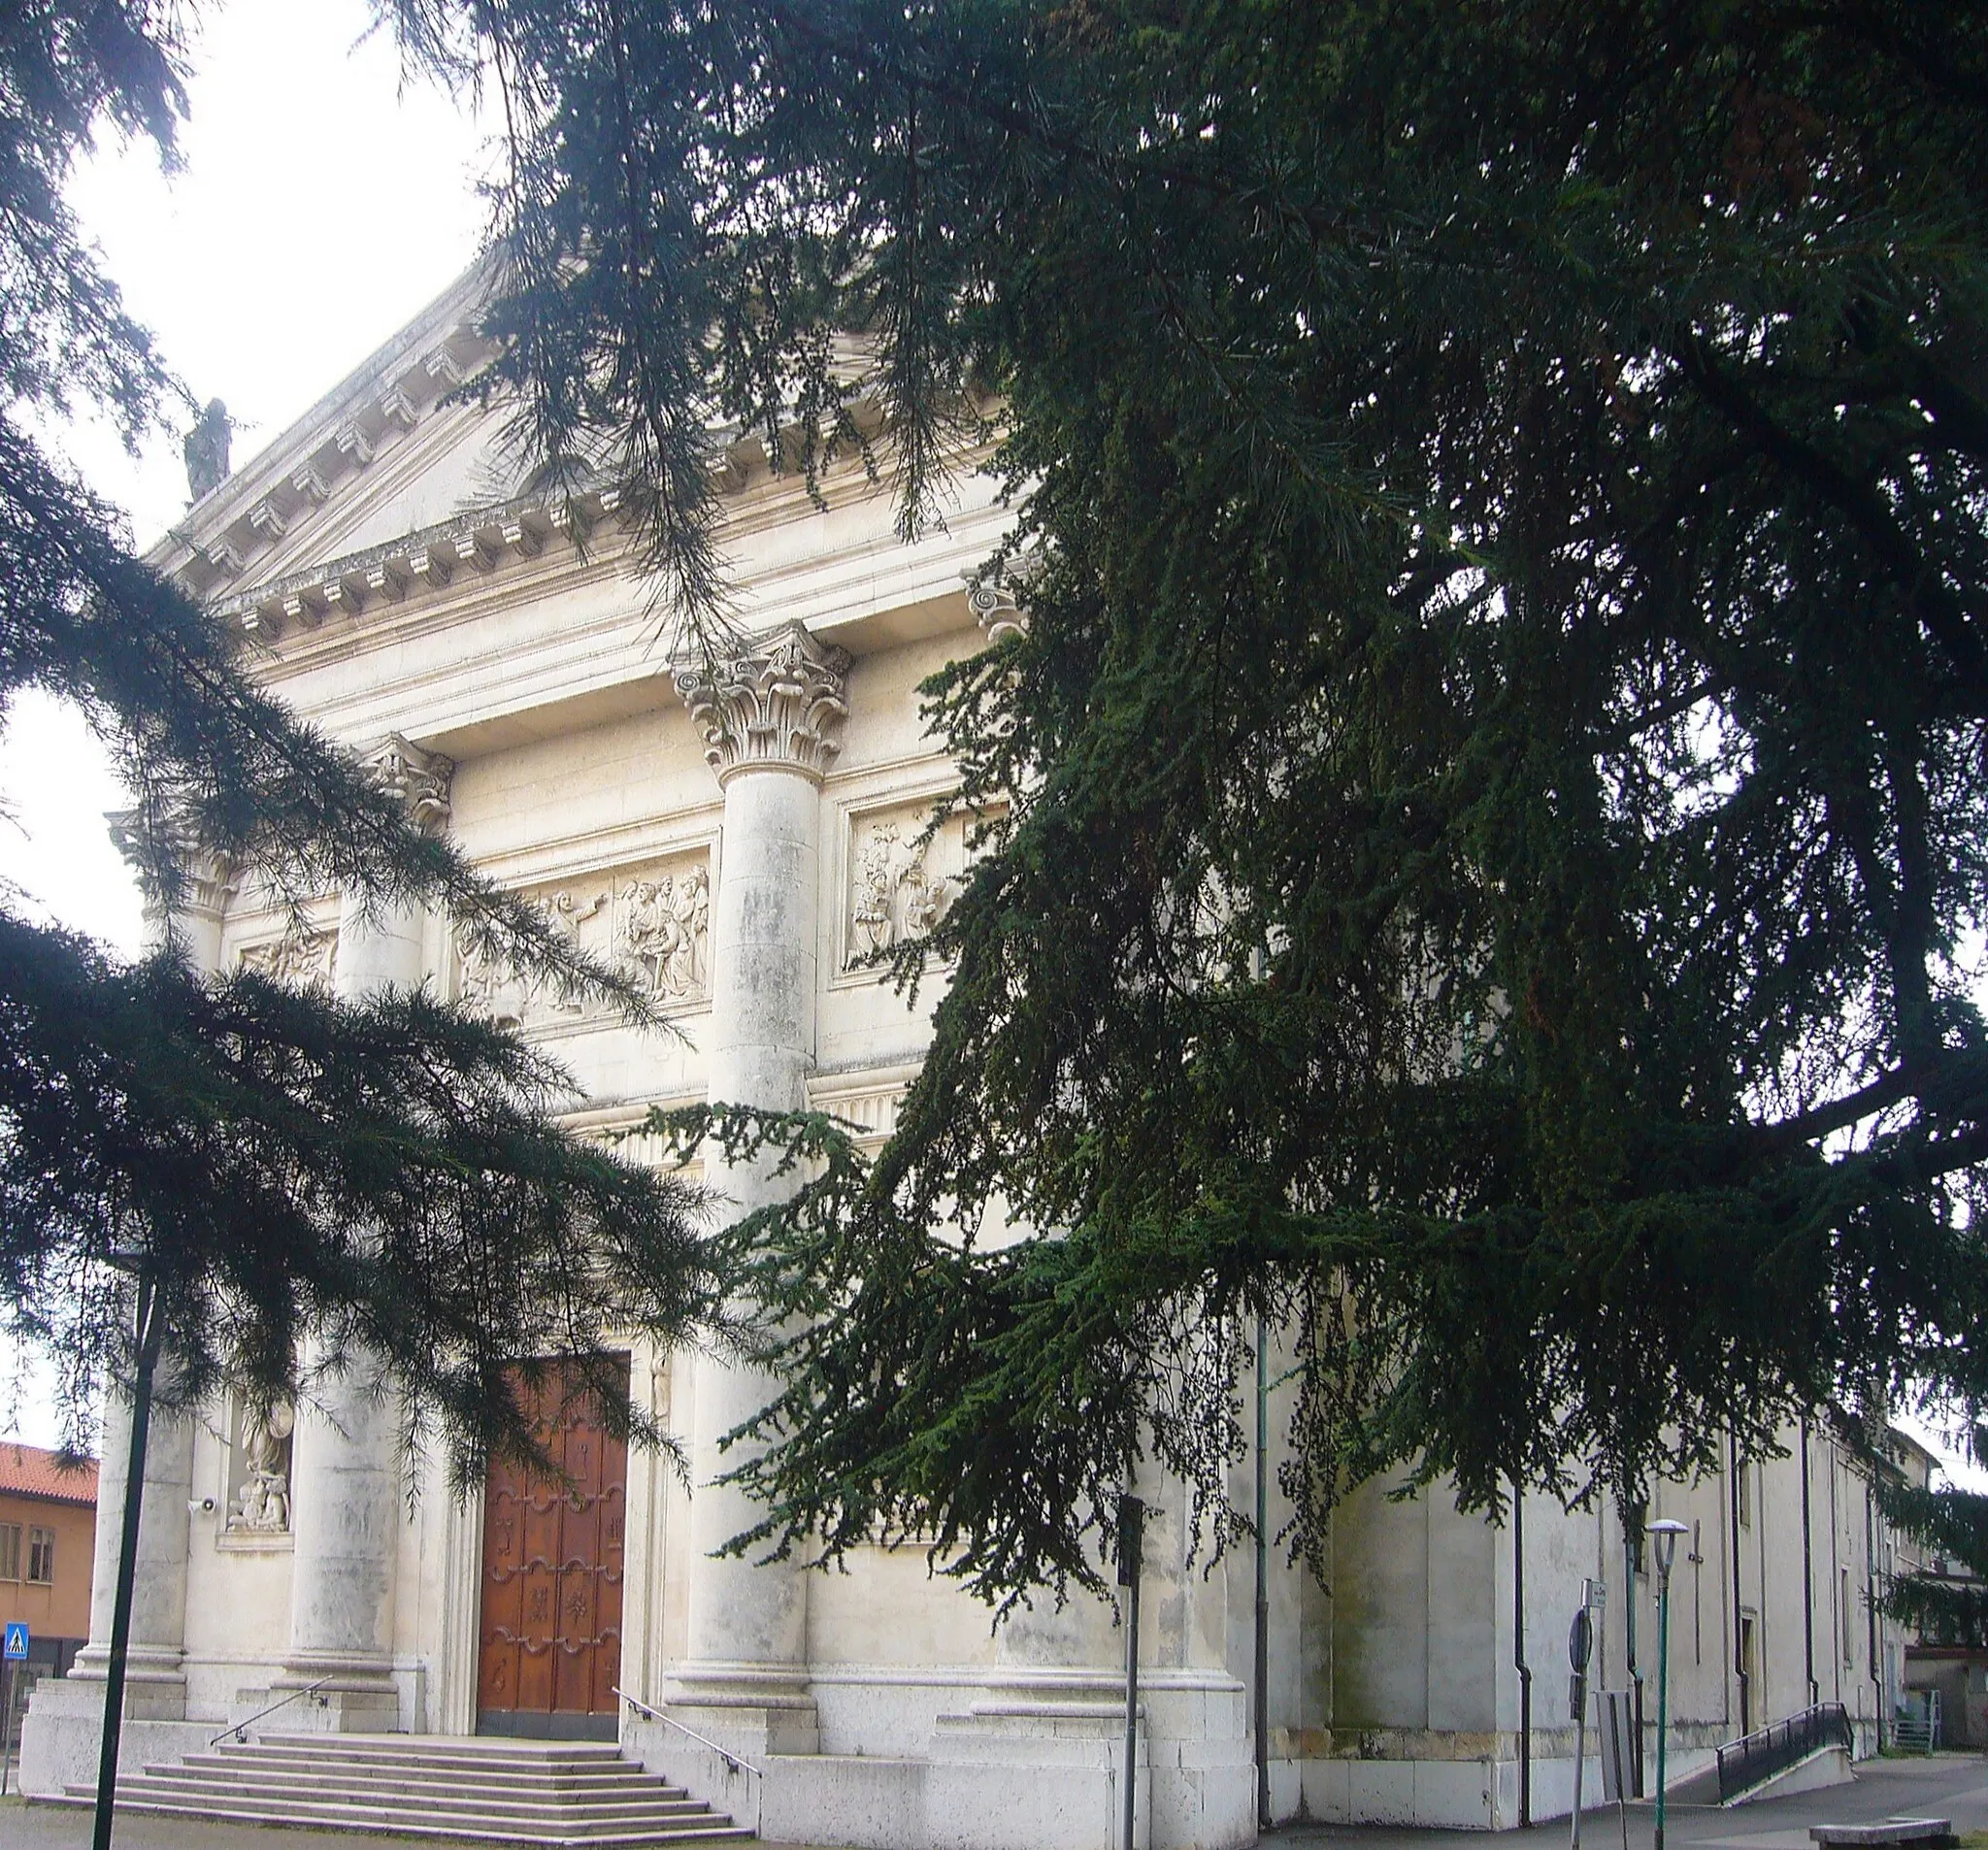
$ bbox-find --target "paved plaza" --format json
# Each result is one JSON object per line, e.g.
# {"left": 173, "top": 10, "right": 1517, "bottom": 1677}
{"left": 4, "top": 1751, "right": 1984, "bottom": 1850}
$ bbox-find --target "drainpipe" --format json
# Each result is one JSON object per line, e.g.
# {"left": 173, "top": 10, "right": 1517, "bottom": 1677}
{"left": 1254, "top": 1317, "right": 1270, "bottom": 1830}
{"left": 1625, "top": 1506, "right": 1645, "bottom": 1797}
{"left": 1800, "top": 1418, "right": 1817, "bottom": 1708}
{"left": 1731, "top": 1433, "right": 1749, "bottom": 1736}
{"left": 1865, "top": 1484, "right": 1882, "bottom": 1749}
{"left": 1513, "top": 1482, "right": 1532, "bottom": 1828}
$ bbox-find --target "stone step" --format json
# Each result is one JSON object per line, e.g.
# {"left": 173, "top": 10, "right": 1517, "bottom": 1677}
{"left": 57, "top": 1731, "right": 746, "bottom": 1848}
{"left": 57, "top": 1790, "right": 751, "bottom": 1847}
{"left": 174, "top": 1751, "right": 679, "bottom": 1795}
{"left": 260, "top": 1731, "right": 627, "bottom": 1754}
{"left": 121, "top": 1771, "right": 713, "bottom": 1822}
{"left": 248, "top": 1733, "right": 627, "bottom": 1769}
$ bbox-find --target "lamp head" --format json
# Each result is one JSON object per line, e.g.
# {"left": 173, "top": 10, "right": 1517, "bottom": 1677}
{"left": 1648, "top": 1517, "right": 1689, "bottom": 1582}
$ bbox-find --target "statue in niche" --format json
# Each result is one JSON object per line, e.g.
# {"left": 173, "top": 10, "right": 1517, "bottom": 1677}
{"left": 228, "top": 1401, "right": 294, "bottom": 1535}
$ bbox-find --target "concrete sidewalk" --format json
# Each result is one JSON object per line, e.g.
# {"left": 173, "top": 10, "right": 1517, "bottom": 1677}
{"left": 1273, "top": 1754, "right": 1988, "bottom": 1850}
{"left": 6, "top": 1751, "right": 1984, "bottom": 1850}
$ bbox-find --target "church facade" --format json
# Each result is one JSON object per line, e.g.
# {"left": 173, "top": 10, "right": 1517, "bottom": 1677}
{"left": 22, "top": 272, "right": 1903, "bottom": 1845}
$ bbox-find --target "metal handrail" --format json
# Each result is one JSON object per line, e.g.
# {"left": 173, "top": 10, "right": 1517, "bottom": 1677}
{"left": 611, "top": 1687, "right": 763, "bottom": 1780}
{"left": 1714, "top": 1700, "right": 1853, "bottom": 1801}
{"left": 210, "top": 1677, "right": 334, "bottom": 1747}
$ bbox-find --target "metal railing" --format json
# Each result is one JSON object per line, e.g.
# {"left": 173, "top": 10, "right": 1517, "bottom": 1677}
{"left": 1892, "top": 1690, "right": 1941, "bottom": 1755}
{"left": 611, "top": 1687, "right": 762, "bottom": 1780}
{"left": 1715, "top": 1701, "right": 1854, "bottom": 1801}
{"left": 210, "top": 1677, "right": 334, "bottom": 1747}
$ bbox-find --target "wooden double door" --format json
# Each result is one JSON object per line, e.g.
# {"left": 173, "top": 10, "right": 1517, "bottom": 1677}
{"left": 476, "top": 1358, "right": 629, "bottom": 1738}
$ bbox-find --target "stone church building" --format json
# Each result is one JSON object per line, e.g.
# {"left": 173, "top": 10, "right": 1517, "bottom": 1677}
{"left": 22, "top": 271, "right": 1903, "bottom": 1845}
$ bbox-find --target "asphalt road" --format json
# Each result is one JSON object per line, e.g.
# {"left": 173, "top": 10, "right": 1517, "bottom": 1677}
{"left": 4, "top": 1750, "right": 1983, "bottom": 1850}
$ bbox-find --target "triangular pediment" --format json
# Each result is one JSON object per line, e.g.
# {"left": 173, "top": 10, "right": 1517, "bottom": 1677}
{"left": 148, "top": 264, "right": 540, "bottom": 607}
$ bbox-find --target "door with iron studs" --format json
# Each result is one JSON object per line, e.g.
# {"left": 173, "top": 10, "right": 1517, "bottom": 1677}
{"left": 476, "top": 1357, "right": 629, "bottom": 1738}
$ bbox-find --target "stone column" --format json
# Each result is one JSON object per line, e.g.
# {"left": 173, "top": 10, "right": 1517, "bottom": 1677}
{"left": 70, "top": 832, "right": 236, "bottom": 1720}
{"left": 667, "top": 622, "right": 849, "bottom": 1758}
{"left": 276, "top": 734, "right": 452, "bottom": 1732}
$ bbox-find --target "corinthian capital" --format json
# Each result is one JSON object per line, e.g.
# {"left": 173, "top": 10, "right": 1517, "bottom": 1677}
{"left": 360, "top": 734, "right": 453, "bottom": 836}
{"left": 673, "top": 621, "right": 851, "bottom": 785}
{"left": 108, "top": 801, "right": 237, "bottom": 921}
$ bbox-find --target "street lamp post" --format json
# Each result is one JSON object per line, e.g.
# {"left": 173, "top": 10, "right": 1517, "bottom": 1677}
{"left": 1648, "top": 1519, "right": 1690, "bottom": 1850}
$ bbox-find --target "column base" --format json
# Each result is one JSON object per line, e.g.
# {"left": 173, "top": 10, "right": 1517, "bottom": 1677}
{"left": 69, "top": 1643, "right": 187, "bottom": 1721}
{"left": 666, "top": 1662, "right": 820, "bottom": 1757}
{"left": 272, "top": 1653, "right": 404, "bottom": 1733}
{"left": 17, "top": 1675, "right": 210, "bottom": 1800}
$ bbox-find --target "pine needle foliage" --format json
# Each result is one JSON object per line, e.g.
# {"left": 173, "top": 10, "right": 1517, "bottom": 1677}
{"left": 1, "top": 1, "right": 720, "bottom": 1475}
{"left": 394, "top": 0, "right": 1988, "bottom": 1601}
{"left": 1878, "top": 1464, "right": 1988, "bottom": 1649}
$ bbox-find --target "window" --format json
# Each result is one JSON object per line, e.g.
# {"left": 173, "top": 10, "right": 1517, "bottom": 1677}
{"left": 1737, "top": 1461, "right": 1752, "bottom": 1529}
{"left": 26, "top": 1525, "right": 53, "bottom": 1584}
{"left": 0, "top": 1522, "right": 17, "bottom": 1579}
{"left": 1841, "top": 1567, "right": 1855, "bottom": 1668}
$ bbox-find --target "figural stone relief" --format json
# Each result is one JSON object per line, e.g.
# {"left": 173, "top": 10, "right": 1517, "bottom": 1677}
{"left": 238, "top": 931, "right": 338, "bottom": 989}
{"left": 845, "top": 806, "right": 971, "bottom": 971}
{"left": 454, "top": 854, "right": 712, "bottom": 1031}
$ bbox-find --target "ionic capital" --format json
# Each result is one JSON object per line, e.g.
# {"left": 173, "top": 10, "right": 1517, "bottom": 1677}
{"left": 966, "top": 578, "right": 1028, "bottom": 646}
{"left": 673, "top": 621, "right": 851, "bottom": 786}
{"left": 360, "top": 734, "right": 453, "bottom": 836}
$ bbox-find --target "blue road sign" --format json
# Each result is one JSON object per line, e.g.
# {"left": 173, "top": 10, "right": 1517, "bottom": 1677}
{"left": 2, "top": 1622, "right": 26, "bottom": 1660}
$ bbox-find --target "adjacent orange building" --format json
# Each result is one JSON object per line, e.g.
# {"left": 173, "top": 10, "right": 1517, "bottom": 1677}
{"left": 0, "top": 1442, "right": 97, "bottom": 1676}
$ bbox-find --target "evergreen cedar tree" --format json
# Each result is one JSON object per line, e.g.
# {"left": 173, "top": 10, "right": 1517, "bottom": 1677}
{"left": 0, "top": 2, "right": 721, "bottom": 1485}
{"left": 1881, "top": 1477, "right": 1988, "bottom": 1650}
{"left": 384, "top": 0, "right": 1988, "bottom": 1606}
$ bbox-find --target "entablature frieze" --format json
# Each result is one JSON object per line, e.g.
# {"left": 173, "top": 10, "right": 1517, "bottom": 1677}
{"left": 450, "top": 841, "right": 716, "bottom": 1038}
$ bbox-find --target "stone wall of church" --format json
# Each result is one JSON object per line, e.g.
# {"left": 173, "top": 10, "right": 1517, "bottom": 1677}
{"left": 14, "top": 273, "right": 1905, "bottom": 1844}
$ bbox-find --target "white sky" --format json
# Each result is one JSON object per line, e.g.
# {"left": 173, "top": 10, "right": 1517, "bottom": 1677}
{"left": 0, "top": 0, "right": 488, "bottom": 1448}
{"left": 1, "top": 0, "right": 1981, "bottom": 1503}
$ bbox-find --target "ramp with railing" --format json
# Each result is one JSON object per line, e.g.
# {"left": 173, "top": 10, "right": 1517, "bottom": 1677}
{"left": 1716, "top": 1701, "right": 1855, "bottom": 1802}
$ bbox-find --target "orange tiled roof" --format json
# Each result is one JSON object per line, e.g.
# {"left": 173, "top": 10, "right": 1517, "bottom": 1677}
{"left": 0, "top": 1441, "right": 98, "bottom": 1506}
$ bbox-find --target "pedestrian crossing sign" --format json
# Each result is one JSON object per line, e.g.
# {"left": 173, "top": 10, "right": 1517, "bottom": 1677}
{"left": 2, "top": 1622, "right": 26, "bottom": 1659}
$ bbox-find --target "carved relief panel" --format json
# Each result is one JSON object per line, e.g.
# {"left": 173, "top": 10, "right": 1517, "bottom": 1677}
{"left": 237, "top": 930, "right": 338, "bottom": 989}
{"left": 453, "top": 850, "right": 712, "bottom": 1033}
{"left": 839, "top": 797, "right": 981, "bottom": 977}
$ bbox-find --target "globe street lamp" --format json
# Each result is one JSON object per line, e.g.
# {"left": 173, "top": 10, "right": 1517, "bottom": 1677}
{"left": 1648, "top": 1519, "right": 1691, "bottom": 1850}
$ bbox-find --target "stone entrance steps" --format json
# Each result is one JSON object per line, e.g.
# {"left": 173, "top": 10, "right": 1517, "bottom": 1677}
{"left": 61, "top": 1731, "right": 752, "bottom": 1846}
